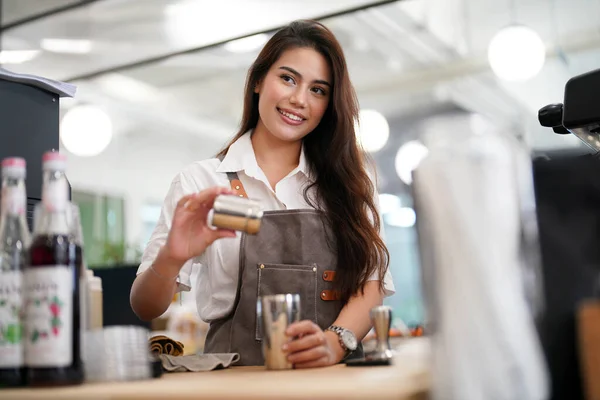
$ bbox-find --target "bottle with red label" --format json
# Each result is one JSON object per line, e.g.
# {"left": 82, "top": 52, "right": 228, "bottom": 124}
{"left": 24, "top": 152, "right": 83, "bottom": 387}
{"left": 0, "top": 157, "right": 30, "bottom": 387}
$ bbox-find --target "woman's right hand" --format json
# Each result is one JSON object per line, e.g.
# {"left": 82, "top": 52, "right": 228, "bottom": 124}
{"left": 163, "top": 186, "right": 237, "bottom": 264}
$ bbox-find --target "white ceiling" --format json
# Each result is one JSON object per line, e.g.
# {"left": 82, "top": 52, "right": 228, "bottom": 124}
{"left": 2, "top": 0, "right": 385, "bottom": 80}
{"left": 2, "top": 0, "right": 598, "bottom": 156}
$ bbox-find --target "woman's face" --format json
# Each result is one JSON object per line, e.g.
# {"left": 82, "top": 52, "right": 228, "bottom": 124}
{"left": 254, "top": 46, "right": 331, "bottom": 143}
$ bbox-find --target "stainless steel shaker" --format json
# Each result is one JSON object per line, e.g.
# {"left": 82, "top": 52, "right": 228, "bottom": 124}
{"left": 258, "top": 294, "right": 300, "bottom": 370}
{"left": 211, "top": 195, "right": 263, "bottom": 234}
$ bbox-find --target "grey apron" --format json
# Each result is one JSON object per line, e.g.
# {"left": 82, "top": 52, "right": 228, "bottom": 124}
{"left": 203, "top": 169, "right": 363, "bottom": 365}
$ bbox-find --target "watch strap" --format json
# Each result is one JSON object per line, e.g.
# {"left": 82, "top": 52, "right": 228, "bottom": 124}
{"left": 327, "top": 325, "right": 344, "bottom": 334}
{"left": 326, "top": 325, "right": 354, "bottom": 354}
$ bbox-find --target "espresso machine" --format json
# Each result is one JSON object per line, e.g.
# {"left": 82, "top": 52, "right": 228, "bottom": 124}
{"left": 536, "top": 68, "right": 600, "bottom": 400}
{"left": 539, "top": 68, "right": 600, "bottom": 151}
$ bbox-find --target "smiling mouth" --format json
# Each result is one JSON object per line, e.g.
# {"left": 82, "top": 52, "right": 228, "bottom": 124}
{"left": 277, "top": 108, "right": 305, "bottom": 122}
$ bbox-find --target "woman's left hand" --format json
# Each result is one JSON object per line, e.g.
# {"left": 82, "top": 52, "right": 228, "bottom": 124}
{"left": 283, "top": 321, "right": 345, "bottom": 368}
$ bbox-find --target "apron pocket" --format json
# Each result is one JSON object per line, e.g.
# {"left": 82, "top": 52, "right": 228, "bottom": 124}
{"left": 255, "top": 263, "right": 318, "bottom": 341}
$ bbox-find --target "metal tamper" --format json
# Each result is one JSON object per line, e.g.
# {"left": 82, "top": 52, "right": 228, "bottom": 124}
{"left": 367, "top": 305, "right": 393, "bottom": 361}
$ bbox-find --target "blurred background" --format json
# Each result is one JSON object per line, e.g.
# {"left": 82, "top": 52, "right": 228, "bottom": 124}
{"left": 1, "top": 0, "right": 595, "bottom": 328}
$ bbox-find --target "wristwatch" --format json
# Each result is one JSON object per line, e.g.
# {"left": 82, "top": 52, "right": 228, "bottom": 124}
{"left": 326, "top": 325, "right": 358, "bottom": 356}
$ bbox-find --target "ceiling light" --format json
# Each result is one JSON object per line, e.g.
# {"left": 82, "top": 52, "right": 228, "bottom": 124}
{"left": 224, "top": 34, "right": 269, "bottom": 53}
{"left": 488, "top": 25, "right": 546, "bottom": 82}
{"left": 355, "top": 109, "right": 390, "bottom": 153}
{"left": 164, "top": 1, "right": 210, "bottom": 48}
{"left": 0, "top": 50, "right": 39, "bottom": 64}
{"left": 385, "top": 207, "right": 416, "bottom": 228}
{"left": 164, "top": 1, "right": 249, "bottom": 49}
{"left": 395, "top": 140, "right": 429, "bottom": 185}
{"left": 41, "top": 38, "right": 92, "bottom": 54}
{"left": 60, "top": 105, "right": 113, "bottom": 157}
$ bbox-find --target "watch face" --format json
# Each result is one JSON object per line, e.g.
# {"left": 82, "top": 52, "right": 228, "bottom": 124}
{"left": 341, "top": 330, "right": 358, "bottom": 351}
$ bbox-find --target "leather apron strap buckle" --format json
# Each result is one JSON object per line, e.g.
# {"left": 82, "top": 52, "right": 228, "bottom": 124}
{"left": 229, "top": 177, "right": 248, "bottom": 199}
{"left": 320, "top": 289, "right": 340, "bottom": 301}
{"left": 322, "top": 270, "right": 336, "bottom": 282}
{"left": 217, "top": 154, "right": 249, "bottom": 199}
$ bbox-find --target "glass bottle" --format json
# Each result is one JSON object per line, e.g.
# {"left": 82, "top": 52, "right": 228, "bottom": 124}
{"left": 0, "top": 157, "right": 30, "bottom": 387}
{"left": 24, "top": 152, "right": 83, "bottom": 387}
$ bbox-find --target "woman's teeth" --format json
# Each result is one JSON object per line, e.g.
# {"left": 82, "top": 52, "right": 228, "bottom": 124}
{"left": 279, "top": 109, "right": 303, "bottom": 121}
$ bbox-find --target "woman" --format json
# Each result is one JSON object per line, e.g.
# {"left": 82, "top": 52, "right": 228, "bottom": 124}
{"left": 130, "top": 19, "right": 395, "bottom": 368}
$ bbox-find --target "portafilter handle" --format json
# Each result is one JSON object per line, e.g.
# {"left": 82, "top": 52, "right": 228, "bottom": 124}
{"left": 538, "top": 103, "right": 571, "bottom": 134}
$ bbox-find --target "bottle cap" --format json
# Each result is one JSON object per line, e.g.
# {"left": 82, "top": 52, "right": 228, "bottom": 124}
{"left": 42, "top": 151, "right": 67, "bottom": 171}
{"left": 1, "top": 157, "right": 26, "bottom": 179}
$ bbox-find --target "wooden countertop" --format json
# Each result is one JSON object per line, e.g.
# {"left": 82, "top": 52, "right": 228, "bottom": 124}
{"left": 2, "top": 339, "right": 430, "bottom": 400}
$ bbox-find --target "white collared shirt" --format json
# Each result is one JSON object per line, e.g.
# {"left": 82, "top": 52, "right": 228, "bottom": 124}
{"left": 137, "top": 132, "right": 395, "bottom": 322}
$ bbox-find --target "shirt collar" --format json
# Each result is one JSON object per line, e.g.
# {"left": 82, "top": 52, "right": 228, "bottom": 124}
{"left": 216, "top": 131, "right": 314, "bottom": 181}
{"left": 216, "top": 131, "right": 257, "bottom": 176}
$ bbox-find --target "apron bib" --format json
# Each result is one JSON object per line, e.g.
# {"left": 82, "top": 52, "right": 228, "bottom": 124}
{"left": 204, "top": 168, "right": 363, "bottom": 365}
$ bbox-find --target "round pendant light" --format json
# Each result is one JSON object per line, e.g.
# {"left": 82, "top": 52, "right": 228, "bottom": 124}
{"left": 355, "top": 109, "right": 390, "bottom": 153}
{"left": 60, "top": 104, "right": 113, "bottom": 157}
{"left": 488, "top": 24, "right": 546, "bottom": 82}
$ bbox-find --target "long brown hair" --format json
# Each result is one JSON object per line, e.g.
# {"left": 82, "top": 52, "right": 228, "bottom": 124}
{"left": 217, "top": 20, "right": 389, "bottom": 303}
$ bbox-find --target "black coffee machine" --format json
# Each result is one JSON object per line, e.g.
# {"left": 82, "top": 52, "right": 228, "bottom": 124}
{"left": 540, "top": 68, "right": 600, "bottom": 150}
{"left": 536, "top": 68, "right": 600, "bottom": 400}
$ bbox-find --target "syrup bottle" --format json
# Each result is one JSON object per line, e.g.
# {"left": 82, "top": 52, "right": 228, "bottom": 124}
{"left": 24, "top": 152, "right": 83, "bottom": 387}
{"left": 0, "top": 157, "right": 30, "bottom": 387}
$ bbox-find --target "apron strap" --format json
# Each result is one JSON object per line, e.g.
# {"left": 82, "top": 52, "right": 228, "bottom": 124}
{"left": 217, "top": 153, "right": 249, "bottom": 199}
